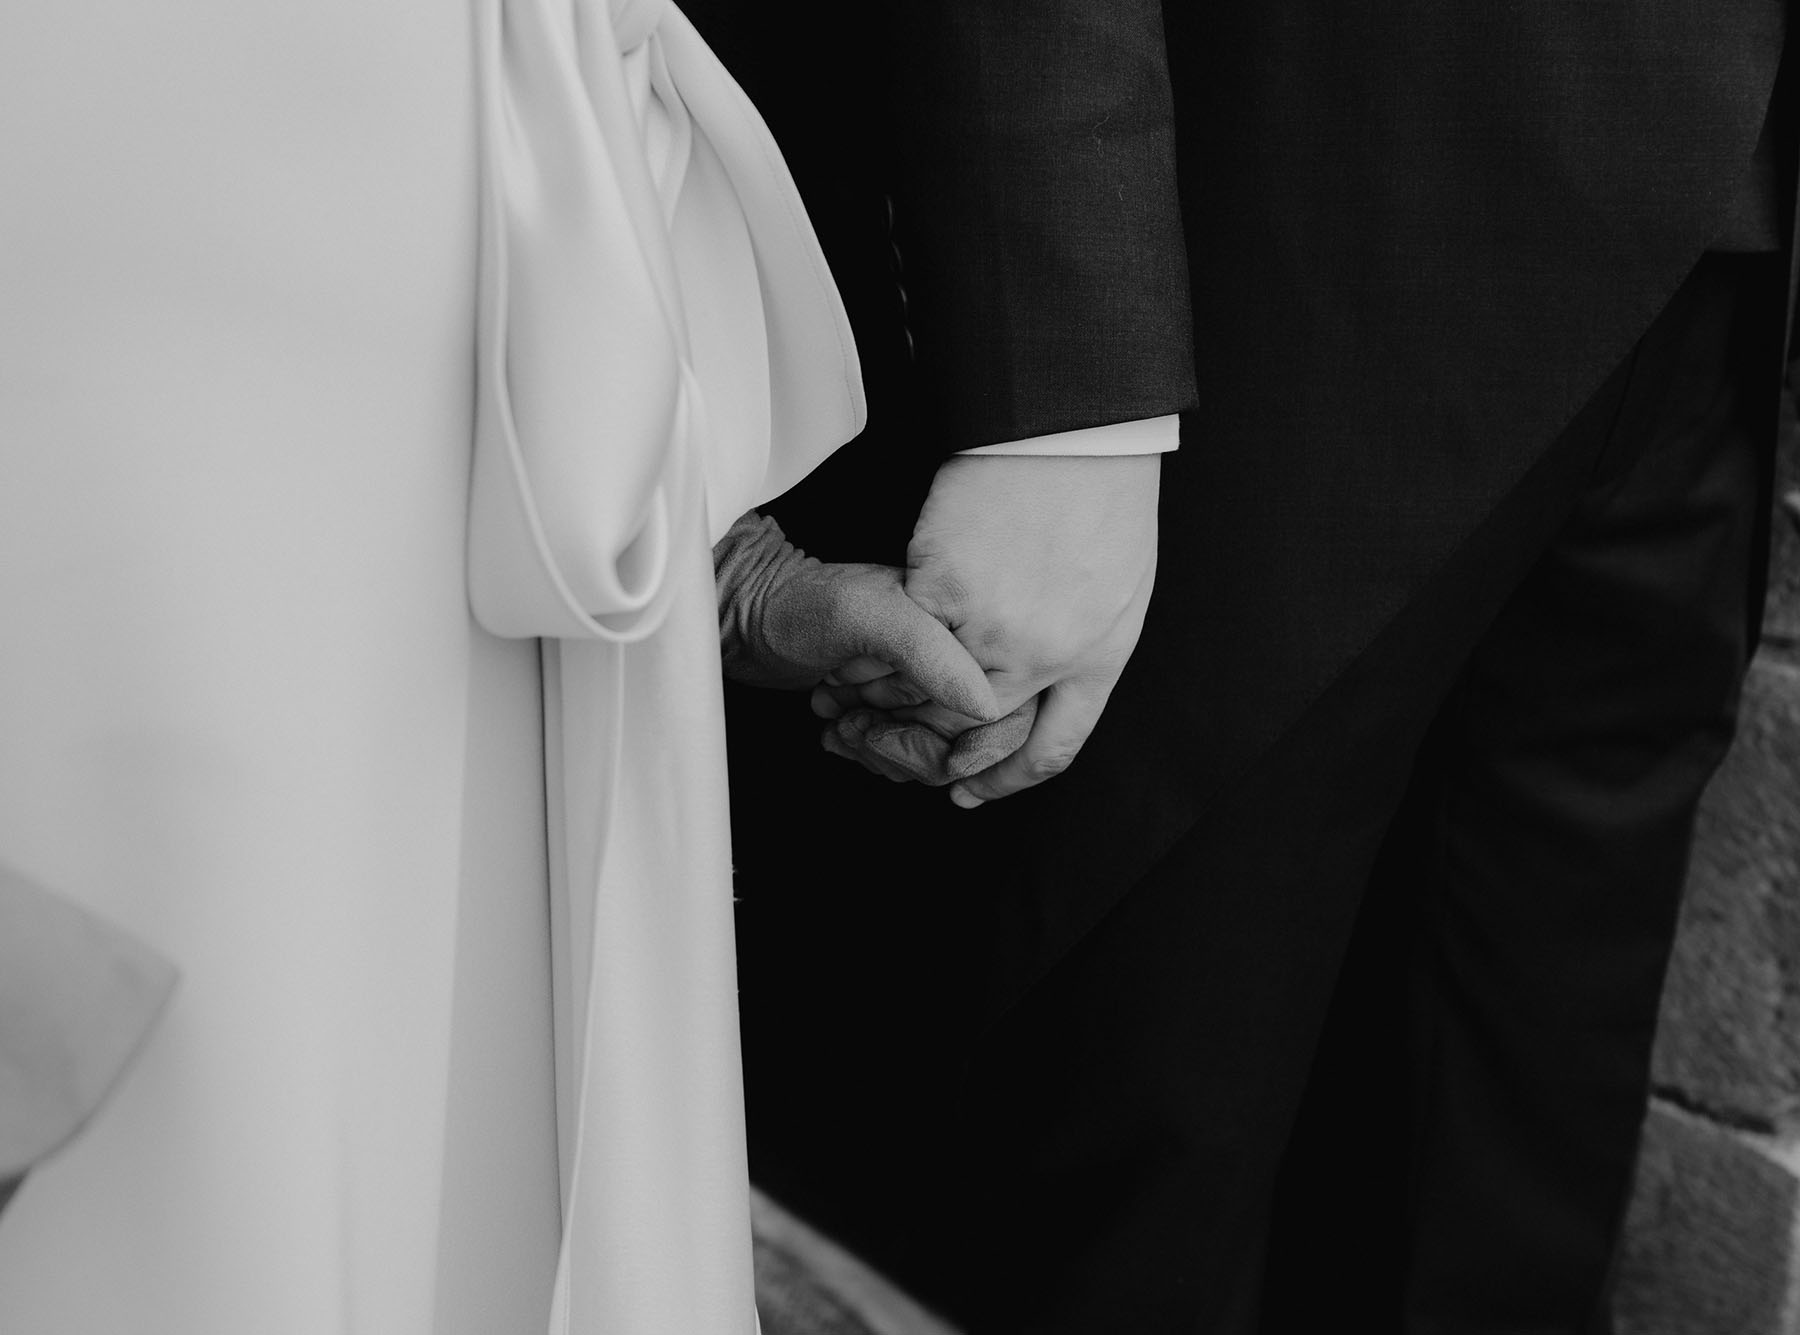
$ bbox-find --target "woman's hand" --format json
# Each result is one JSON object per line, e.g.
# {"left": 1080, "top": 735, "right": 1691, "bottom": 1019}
{"left": 714, "top": 511, "right": 1001, "bottom": 727}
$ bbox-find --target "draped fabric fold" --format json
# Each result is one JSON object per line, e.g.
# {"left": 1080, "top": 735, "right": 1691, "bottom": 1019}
{"left": 0, "top": 867, "right": 179, "bottom": 1193}
{"left": 469, "top": 0, "right": 863, "bottom": 642}
{"left": 468, "top": 2, "right": 863, "bottom": 1330}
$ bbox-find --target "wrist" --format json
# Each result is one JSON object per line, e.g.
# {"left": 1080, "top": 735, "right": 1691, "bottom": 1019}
{"left": 716, "top": 511, "right": 807, "bottom": 679}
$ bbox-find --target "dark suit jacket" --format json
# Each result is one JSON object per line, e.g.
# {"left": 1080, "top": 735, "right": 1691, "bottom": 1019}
{"left": 694, "top": 0, "right": 1792, "bottom": 995}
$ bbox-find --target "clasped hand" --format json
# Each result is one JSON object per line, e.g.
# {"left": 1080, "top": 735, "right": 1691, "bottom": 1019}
{"left": 715, "top": 510, "right": 1000, "bottom": 725}
{"left": 717, "top": 453, "right": 1159, "bottom": 808}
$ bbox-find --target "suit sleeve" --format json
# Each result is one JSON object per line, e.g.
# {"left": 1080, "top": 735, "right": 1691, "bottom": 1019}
{"left": 882, "top": 1, "right": 1198, "bottom": 453}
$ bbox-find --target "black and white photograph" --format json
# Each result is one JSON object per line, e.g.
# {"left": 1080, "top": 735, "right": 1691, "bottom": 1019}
{"left": 0, "top": 3, "right": 1795, "bottom": 1332}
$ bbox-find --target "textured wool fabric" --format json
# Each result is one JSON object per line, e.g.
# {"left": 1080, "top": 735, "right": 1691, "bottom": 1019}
{"left": 697, "top": 0, "right": 1790, "bottom": 953}
{"left": 727, "top": 254, "right": 1791, "bottom": 1334}
{"left": 687, "top": 2, "right": 1796, "bottom": 1330}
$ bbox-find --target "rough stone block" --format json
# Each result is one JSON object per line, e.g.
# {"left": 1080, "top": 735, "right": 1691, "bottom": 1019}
{"left": 752, "top": 1188, "right": 962, "bottom": 1335}
{"left": 1764, "top": 390, "right": 1799, "bottom": 649}
{"left": 1613, "top": 1101, "right": 1800, "bottom": 1335}
{"left": 1652, "top": 656, "right": 1800, "bottom": 1128}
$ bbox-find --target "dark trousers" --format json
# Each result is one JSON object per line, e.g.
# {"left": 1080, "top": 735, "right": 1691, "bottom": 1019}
{"left": 730, "top": 251, "right": 1786, "bottom": 1334}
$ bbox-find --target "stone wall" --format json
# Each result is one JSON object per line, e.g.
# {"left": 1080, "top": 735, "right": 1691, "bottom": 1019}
{"left": 1615, "top": 386, "right": 1800, "bottom": 1334}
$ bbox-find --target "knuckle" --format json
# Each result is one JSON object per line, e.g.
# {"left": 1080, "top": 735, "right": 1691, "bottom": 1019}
{"left": 908, "top": 568, "right": 971, "bottom": 627}
{"left": 1009, "top": 620, "right": 1089, "bottom": 680}
{"left": 1023, "top": 745, "right": 1079, "bottom": 781}
{"left": 883, "top": 679, "right": 931, "bottom": 709}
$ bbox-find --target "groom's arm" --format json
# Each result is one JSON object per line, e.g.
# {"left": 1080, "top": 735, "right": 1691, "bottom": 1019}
{"left": 882, "top": 2, "right": 1195, "bottom": 451}
{"left": 871, "top": 3, "right": 1196, "bottom": 802}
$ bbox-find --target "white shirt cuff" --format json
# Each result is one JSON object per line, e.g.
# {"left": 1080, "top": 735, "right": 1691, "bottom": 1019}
{"left": 956, "top": 414, "right": 1180, "bottom": 457}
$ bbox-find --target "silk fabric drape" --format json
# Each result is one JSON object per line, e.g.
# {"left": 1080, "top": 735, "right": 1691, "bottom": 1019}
{"left": 0, "top": 1, "right": 860, "bottom": 1329}
{"left": 473, "top": 1, "right": 862, "bottom": 1329}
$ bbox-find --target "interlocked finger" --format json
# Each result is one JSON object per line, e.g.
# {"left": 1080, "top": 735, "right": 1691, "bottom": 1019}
{"left": 828, "top": 696, "right": 1038, "bottom": 787}
{"left": 821, "top": 713, "right": 922, "bottom": 783}
{"left": 949, "top": 680, "right": 1104, "bottom": 807}
{"left": 840, "top": 715, "right": 954, "bottom": 783}
{"left": 812, "top": 674, "right": 935, "bottom": 717}
{"left": 823, "top": 656, "right": 895, "bottom": 687}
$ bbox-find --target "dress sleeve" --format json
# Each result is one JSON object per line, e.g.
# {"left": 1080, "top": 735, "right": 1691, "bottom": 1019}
{"left": 882, "top": 1, "right": 1199, "bottom": 453}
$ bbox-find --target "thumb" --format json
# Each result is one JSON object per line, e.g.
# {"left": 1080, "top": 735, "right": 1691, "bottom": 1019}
{"left": 839, "top": 574, "right": 1001, "bottom": 722}
{"left": 948, "top": 680, "right": 1103, "bottom": 807}
{"left": 860, "top": 701, "right": 1036, "bottom": 786}
{"left": 944, "top": 697, "right": 1038, "bottom": 781}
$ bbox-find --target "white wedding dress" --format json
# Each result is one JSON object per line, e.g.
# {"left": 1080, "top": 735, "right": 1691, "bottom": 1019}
{"left": 0, "top": 2, "right": 860, "bottom": 1332}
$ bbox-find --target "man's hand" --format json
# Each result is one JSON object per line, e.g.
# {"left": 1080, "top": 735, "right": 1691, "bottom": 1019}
{"left": 816, "top": 453, "right": 1159, "bottom": 806}
{"left": 715, "top": 510, "right": 1001, "bottom": 723}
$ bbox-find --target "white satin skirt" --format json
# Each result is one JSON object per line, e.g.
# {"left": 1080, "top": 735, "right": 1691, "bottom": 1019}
{"left": 0, "top": 0, "right": 859, "bottom": 1329}
{"left": 0, "top": 4, "right": 569, "bottom": 1330}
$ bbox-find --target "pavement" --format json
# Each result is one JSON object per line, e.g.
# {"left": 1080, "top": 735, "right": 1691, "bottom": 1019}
{"left": 751, "top": 1189, "right": 962, "bottom": 1335}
